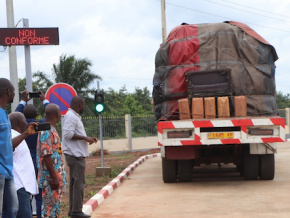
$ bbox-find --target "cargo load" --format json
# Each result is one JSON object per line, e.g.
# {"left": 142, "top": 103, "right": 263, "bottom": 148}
{"left": 153, "top": 21, "right": 278, "bottom": 121}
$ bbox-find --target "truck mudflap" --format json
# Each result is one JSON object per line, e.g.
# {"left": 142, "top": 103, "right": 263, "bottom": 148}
{"left": 158, "top": 117, "right": 285, "bottom": 146}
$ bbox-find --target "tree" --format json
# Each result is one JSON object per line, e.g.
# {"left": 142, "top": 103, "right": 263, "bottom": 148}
{"left": 276, "top": 91, "right": 290, "bottom": 109}
{"left": 28, "top": 54, "right": 101, "bottom": 116}
{"left": 102, "top": 86, "right": 153, "bottom": 116}
{"left": 52, "top": 54, "right": 101, "bottom": 97}
{"left": 132, "top": 87, "right": 152, "bottom": 114}
{"left": 122, "top": 94, "right": 144, "bottom": 116}
{"left": 103, "top": 86, "right": 128, "bottom": 116}
{"left": 33, "top": 71, "right": 53, "bottom": 90}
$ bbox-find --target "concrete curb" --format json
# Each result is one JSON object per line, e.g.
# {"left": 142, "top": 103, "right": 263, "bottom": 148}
{"left": 82, "top": 153, "right": 161, "bottom": 214}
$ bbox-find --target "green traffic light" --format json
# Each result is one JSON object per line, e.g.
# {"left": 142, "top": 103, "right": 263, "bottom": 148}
{"left": 95, "top": 104, "right": 104, "bottom": 113}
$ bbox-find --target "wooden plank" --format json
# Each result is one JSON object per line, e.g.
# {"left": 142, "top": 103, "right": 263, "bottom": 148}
{"left": 178, "top": 98, "right": 191, "bottom": 120}
{"left": 217, "top": 97, "right": 230, "bottom": 118}
{"left": 235, "top": 96, "right": 247, "bottom": 117}
{"left": 204, "top": 97, "right": 216, "bottom": 119}
{"left": 192, "top": 98, "right": 204, "bottom": 119}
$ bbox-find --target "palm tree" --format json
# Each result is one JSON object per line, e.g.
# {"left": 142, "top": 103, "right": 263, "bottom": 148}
{"left": 30, "top": 54, "right": 102, "bottom": 116}
{"left": 33, "top": 71, "right": 54, "bottom": 90}
{"left": 52, "top": 54, "right": 101, "bottom": 96}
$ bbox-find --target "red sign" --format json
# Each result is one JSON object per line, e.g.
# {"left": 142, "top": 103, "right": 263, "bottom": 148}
{"left": 46, "top": 83, "right": 77, "bottom": 115}
{"left": 0, "top": 28, "right": 59, "bottom": 46}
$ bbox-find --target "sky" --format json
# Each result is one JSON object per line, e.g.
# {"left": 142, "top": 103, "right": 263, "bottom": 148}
{"left": 0, "top": 0, "right": 289, "bottom": 94}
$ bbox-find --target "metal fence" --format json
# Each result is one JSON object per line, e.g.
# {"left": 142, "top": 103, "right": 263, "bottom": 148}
{"left": 81, "top": 115, "right": 157, "bottom": 139}
{"left": 278, "top": 109, "right": 286, "bottom": 119}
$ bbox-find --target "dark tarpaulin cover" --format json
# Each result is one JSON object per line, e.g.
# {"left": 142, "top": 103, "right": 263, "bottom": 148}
{"left": 153, "top": 21, "right": 279, "bottom": 121}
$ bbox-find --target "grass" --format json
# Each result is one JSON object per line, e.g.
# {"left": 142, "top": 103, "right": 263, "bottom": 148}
{"left": 118, "top": 154, "right": 134, "bottom": 160}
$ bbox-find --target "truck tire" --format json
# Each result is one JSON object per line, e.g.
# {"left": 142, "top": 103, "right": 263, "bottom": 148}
{"left": 259, "top": 154, "right": 275, "bottom": 180}
{"left": 242, "top": 153, "right": 259, "bottom": 180}
{"left": 178, "top": 160, "right": 192, "bottom": 182}
{"left": 236, "top": 164, "right": 243, "bottom": 176}
{"left": 162, "top": 158, "right": 177, "bottom": 183}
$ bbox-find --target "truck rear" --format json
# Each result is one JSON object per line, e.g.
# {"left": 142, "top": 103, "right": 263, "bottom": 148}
{"left": 153, "top": 22, "right": 285, "bottom": 183}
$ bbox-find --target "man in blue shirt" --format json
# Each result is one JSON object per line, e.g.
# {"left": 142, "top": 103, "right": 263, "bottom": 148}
{"left": 0, "top": 78, "right": 17, "bottom": 217}
{"left": 0, "top": 78, "right": 38, "bottom": 218}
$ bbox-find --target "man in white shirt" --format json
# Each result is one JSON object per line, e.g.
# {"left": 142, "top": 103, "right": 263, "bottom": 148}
{"left": 9, "top": 112, "right": 39, "bottom": 218}
{"left": 62, "top": 96, "right": 97, "bottom": 218}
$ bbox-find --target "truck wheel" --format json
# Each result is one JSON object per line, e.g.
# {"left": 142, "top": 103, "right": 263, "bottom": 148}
{"left": 242, "top": 154, "right": 259, "bottom": 180}
{"left": 178, "top": 160, "right": 192, "bottom": 182}
{"left": 259, "top": 154, "right": 275, "bottom": 180}
{"left": 236, "top": 164, "right": 243, "bottom": 176}
{"left": 162, "top": 158, "right": 177, "bottom": 183}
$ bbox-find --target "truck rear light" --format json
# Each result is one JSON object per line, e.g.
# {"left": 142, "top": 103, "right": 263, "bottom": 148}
{"left": 167, "top": 131, "right": 192, "bottom": 138}
{"left": 248, "top": 129, "right": 273, "bottom": 136}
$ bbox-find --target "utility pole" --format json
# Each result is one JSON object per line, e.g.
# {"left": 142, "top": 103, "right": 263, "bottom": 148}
{"left": 161, "top": 0, "right": 167, "bottom": 43}
{"left": 6, "top": 0, "right": 19, "bottom": 111}
{"left": 23, "top": 18, "right": 33, "bottom": 104}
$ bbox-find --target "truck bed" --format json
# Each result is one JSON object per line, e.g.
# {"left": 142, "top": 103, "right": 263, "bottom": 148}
{"left": 158, "top": 117, "right": 285, "bottom": 146}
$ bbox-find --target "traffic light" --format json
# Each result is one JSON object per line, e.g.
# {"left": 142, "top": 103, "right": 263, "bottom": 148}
{"left": 94, "top": 91, "right": 105, "bottom": 113}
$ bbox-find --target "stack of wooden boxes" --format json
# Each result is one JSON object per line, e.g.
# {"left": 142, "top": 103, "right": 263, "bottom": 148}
{"left": 178, "top": 96, "right": 247, "bottom": 120}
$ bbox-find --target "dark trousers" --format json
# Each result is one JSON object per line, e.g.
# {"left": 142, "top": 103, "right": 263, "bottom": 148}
{"left": 16, "top": 188, "right": 32, "bottom": 218}
{"left": 65, "top": 154, "right": 86, "bottom": 213}
{"left": 32, "top": 154, "right": 42, "bottom": 218}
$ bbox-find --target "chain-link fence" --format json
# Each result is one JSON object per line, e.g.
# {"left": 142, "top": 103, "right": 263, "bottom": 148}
{"left": 82, "top": 116, "right": 126, "bottom": 139}
{"left": 81, "top": 115, "right": 157, "bottom": 139}
{"left": 278, "top": 109, "right": 286, "bottom": 119}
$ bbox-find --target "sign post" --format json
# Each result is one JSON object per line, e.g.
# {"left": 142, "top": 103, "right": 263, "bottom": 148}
{"left": 23, "top": 19, "right": 33, "bottom": 103}
{"left": 96, "top": 81, "right": 105, "bottom": 168}
{"left": 95, "top": 81, "right": 111, "bottom": 176}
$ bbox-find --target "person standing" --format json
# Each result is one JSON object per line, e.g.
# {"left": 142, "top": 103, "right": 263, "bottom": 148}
{"left": 62, "top": 96, "right": 97, "bottom": 218}
{"left": 0, "top": 78, "right": 18, "bottom": 217}
{"left": 37, "top": 104, "right": 66, "bottom": 218}
{"left": 15, "top": 90, "right": 49, "bottom": 218}
{"left": 9, "top": 112, "right": 39, "bottom": 218}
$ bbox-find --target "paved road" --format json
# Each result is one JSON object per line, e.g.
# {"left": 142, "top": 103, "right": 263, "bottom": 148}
{"left": 91, "top": 142, "right": 290, "bottom": 218}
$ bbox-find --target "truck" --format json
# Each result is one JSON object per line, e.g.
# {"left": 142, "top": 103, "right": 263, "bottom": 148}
{"left": 153, "top": 21, "right": 285, "bottom": 183}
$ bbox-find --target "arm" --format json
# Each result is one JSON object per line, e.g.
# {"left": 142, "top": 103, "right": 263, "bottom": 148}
{"left": 15, "top": 103, "right": 25, "bottom": 113}
{"left": 43, "top": 155, "right": 59, "bottom": 190}
{"left": 71, "top": 134, "right": 98, "bottom": 144}
{"left": 12, "top": 122, "right": 38, "bottom": 150}
{"left": 15, "top": 90, "right": 31, "bottom": 112}
{"left": 39, "top": 90, "right": 49, "bottom": 109}
{"left": 63, "top": 115, "right": 98, "bottom": 145}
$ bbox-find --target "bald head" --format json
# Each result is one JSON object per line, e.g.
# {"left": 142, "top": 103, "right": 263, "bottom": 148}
{"left": 45, "top": 103, "right": 60, "bottom": 120}
{"left": 23, "top": 104, "right": 37, "bottom": 119}
{"left": 9, "top": 112, "right": 26, "bottom": 132}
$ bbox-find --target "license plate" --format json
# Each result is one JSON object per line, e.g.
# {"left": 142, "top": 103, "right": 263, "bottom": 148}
{"left": 208, "top": 132, "right": 234, "bottom": 139}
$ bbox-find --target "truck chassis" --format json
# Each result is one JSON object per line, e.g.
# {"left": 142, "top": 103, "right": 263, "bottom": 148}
{"left": 158, "top": 117, "right": 285, "bottom": 182}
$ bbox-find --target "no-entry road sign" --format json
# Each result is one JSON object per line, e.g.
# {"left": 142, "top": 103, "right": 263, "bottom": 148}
{"left": 46, "top": 83, "right": 77, "bottom": 115}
